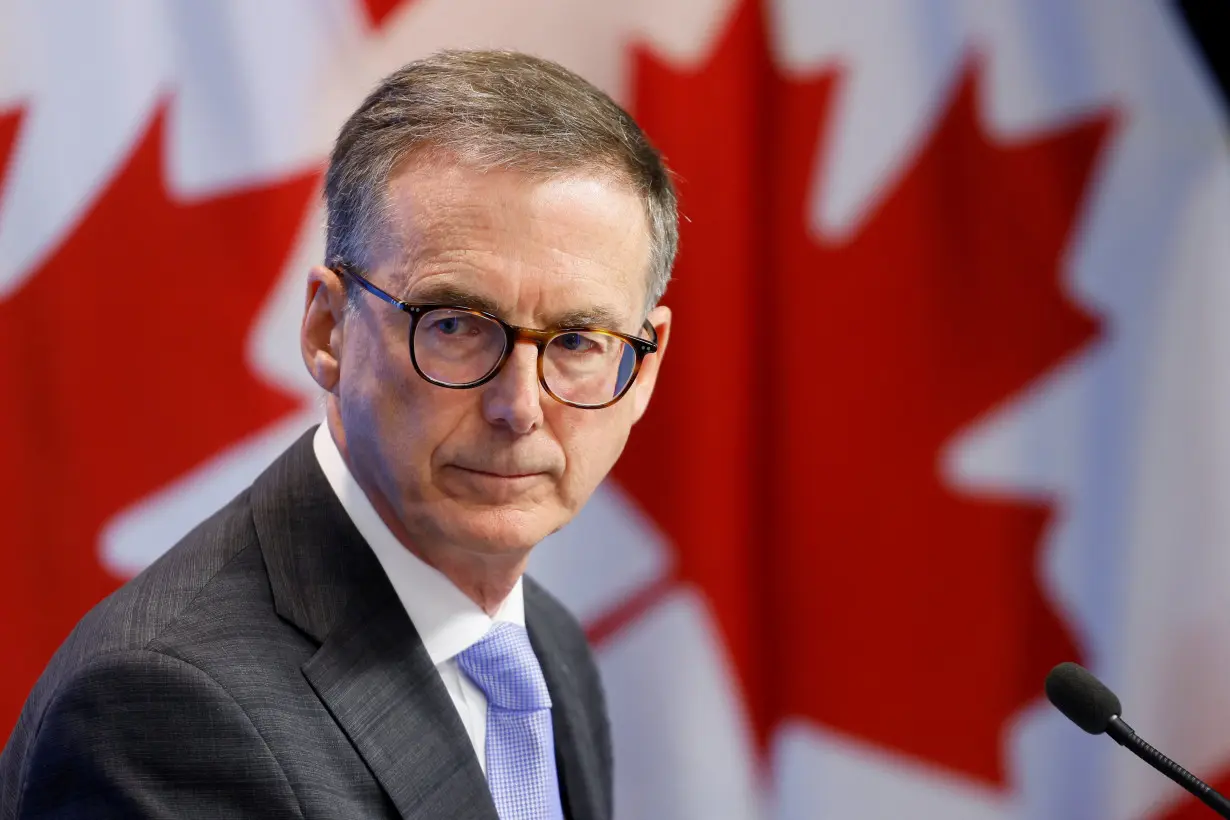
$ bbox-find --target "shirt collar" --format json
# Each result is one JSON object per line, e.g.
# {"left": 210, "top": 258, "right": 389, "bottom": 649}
{"left": 312, "top": 422, "right": 525, "bottom": 665}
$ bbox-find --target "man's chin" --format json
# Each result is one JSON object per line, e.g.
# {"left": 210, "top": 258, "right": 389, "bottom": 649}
{"left": 441, "top": 506, "right": 564, "bottom": 556}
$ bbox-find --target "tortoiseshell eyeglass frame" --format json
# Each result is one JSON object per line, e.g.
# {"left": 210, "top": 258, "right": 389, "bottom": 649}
{"left": 329, "top": 261, "right": 659, "bottom": 410}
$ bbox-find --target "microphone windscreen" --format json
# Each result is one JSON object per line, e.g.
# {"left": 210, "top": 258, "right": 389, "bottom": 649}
{"left": 1045, "top": 661, "right": 1122, "bottom": 734}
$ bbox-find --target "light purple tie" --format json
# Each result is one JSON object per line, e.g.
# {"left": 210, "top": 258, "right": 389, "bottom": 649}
{"left": 457, "top": 622, "right": 566, "bottom": 820}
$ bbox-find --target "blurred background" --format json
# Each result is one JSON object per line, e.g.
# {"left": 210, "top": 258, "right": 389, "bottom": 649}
{"left": 1, "top": 1, "right": 1228, "bottom": 818}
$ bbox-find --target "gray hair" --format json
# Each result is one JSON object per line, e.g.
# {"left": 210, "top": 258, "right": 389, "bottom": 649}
{"left": 324, "top": 49, "right": 678, "bottom": 312}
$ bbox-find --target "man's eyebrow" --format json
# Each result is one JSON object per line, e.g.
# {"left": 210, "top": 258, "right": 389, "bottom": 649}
{"left": 406, "top": 281, "right": 629, "bottom": 331}
{"left": 405, "top": 282, "right": 504, "bottom": 315}
{"left": 545, "top": 306, "right": 627, "bottom": 330}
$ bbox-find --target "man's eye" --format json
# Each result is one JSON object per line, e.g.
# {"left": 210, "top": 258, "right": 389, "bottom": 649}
{"left": 556, "top": 333, "right": 605, "bottom": 354}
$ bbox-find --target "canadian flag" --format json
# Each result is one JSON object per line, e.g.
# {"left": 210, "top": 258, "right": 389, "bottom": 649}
{"left": 2, "top": 1, "right": 1228, "bottom": 818}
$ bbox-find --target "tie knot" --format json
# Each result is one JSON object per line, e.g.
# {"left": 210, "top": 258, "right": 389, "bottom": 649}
{"left": 457, "top": 622, "right": 552, "bottom": 711}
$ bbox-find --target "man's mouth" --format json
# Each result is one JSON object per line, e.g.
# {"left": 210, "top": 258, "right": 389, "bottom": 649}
{"left": 450, "top": 465, "right": 552, "bottom": 480}
{"left": 458, "top": 467, "right": 544, "bottom": 479}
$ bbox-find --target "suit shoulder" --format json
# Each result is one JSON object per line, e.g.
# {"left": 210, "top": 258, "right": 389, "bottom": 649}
{"left": 1, "top": 649, "right": 303, "bottom": 819}
{"left": 79, "top": 487, "right": 267, "bottom": 654}
{"left": 18, "top": 488, "right": 275, "bottom": 736}
{"left": 0, "top": 490, "right": 292, "bottom": 809}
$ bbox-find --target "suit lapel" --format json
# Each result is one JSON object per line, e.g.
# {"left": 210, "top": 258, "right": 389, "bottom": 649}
{"left": 301, "top": 586, "right": 498, "bottom": 819}
{"left": 251, "top": 428, "right": 497, "bottom": 820}
{"left": 526, "top": 582, "right": 608, "bottom": 820}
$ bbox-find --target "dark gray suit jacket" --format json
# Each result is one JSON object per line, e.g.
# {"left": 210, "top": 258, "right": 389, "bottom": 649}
{"left": 0, "top": 428, "right": 612, "bottom": 819}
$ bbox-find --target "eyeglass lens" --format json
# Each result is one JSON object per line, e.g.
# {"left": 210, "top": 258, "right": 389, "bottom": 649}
{"left": 412, "top": 309, "right": 639, "bottom": 406}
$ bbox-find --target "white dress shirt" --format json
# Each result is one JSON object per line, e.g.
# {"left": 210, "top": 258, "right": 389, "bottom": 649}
{"left": 313, "top": 423, "right": 524, "bottom": 774}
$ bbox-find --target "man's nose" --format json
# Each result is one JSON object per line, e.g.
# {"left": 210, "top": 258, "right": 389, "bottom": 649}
{"left": 481, "top": 341, "right": 544, "bottom": 434}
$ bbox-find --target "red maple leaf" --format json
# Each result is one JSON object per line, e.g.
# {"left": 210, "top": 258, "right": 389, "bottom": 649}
{"left": 0, "top": 105, "right": 319, "bottom": 735}
{"left": 766, "top": 61, "right": 1109, "bottom": 785}
{"left": 616, "top": 1, "right": 1113, "bottom": 787}
{"left": 603, "top": 0, "right": 779, "bottom": 731}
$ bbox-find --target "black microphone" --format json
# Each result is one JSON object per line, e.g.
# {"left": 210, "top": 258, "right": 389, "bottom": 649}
{"left": 1045, "top": 661, "right": 1230, "bottom": 818}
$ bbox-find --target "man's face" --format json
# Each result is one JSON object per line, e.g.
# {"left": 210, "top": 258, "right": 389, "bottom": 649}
{"left": 303, "top": 159, "right": 670, "bottom": 560}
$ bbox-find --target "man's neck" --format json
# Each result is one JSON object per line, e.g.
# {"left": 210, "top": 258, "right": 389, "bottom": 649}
{"left": 414, "top": 548, "right": 527, "bottom": 616}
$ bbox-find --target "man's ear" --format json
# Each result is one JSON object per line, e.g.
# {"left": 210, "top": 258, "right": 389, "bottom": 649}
{"left": 630, "top": 304, "right": 671, "bottom": 423}
{"left": 301, "top": 265, "right": 349, "bottom": 394}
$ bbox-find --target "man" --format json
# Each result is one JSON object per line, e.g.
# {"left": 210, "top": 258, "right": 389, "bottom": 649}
{"left": 0, "top": 49, "right": 674, "bottom": 819}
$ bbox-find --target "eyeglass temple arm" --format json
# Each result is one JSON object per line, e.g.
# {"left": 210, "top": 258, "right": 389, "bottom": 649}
{"left": 642, "top": 318, "right": 659, "bottom": 345}
{"left": 332, "top": 263, "right": 407, "bottom": 310}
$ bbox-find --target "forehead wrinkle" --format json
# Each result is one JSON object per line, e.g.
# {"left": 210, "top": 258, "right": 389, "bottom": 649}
{"left": 385, "top": 173, "right": 501, "bottom": 287}
{"left": 402, "top": 216, "right": 639, "bottom": 329}
{"left": 387, "top": 164, "right": 647, "bottom": 331}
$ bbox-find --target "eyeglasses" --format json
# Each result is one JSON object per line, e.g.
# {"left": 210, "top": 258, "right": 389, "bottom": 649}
{"left": 330, "top": 262, "right": 659, "bottom": 410}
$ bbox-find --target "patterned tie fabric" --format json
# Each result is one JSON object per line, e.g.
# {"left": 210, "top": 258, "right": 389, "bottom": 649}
{"left": 457, "top": 622, "right": 566, "bottom": 820}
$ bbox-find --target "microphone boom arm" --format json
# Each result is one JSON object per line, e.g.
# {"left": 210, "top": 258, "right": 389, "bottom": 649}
{"left": 1106, "top": 716, "right": 1230, "bottom": 819}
